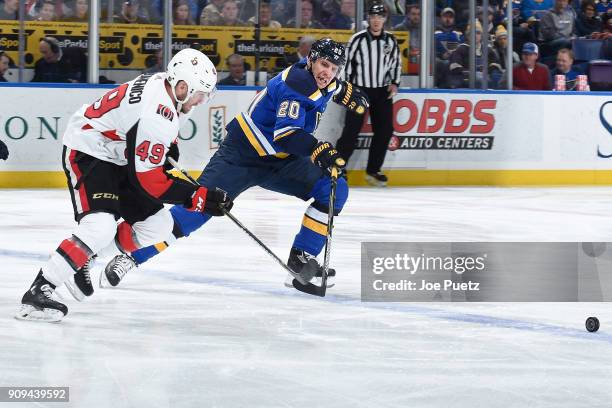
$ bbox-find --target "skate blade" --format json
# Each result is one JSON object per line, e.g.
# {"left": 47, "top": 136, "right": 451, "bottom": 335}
{"left": 365, "top": 175, "right": 387, "bottom": 187}
{"left": 99, "top": 269, "right": 114, "bottom": 288}
{"left": 15, "top": 304, "right": 65, "bottom": 323}
{"left": 64, "top": 279, "right": 86, "bottom": 302}
{"left": 284, "top": 273, "right": 335, "bottom": 288}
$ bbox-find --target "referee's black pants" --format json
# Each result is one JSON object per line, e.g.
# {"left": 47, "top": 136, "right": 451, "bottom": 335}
{"left": 336, "top": 86, "right": 393, "bottom": 175}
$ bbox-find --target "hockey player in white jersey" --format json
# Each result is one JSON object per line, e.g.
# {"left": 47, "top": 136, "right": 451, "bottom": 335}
{"left": 15, "top": 48, "right": 233, "bottom": 322}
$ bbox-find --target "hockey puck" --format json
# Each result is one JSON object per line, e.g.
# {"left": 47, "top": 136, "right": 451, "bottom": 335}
{"left": 585, "top": 317, "right": 600, "bottom": 332}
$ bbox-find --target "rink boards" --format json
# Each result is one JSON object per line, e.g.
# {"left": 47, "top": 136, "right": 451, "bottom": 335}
{"left": 0, "top": 84, "right": 611, "bottom": 187}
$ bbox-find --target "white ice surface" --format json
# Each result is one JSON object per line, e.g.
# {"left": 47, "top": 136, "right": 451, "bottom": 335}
{"left": 1, "top": 187, "right": 612, "bottom": 408}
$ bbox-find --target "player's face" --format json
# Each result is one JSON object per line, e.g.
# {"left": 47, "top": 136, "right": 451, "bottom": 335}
{"left": 181, "top": 91, "right": 206, "bottom": 113}
{"left": 311, "top": 58, "right": 339, "bottom": 89}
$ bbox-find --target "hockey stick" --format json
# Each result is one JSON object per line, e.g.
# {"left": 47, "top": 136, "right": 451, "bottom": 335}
{"left": 166, "top": 158, "right": 318, "bottom": 289}
{"left": 292, "top": 165, "right": 339, "bottom": 297}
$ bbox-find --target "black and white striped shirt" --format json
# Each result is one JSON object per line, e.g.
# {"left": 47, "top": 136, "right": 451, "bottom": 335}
{"left": 344, "top": 29, "right": 401, "bottom": 89}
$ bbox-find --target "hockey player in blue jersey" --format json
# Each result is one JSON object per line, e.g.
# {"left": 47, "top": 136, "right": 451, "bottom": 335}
{"left": 98, "top": 38, "right": 369, "bottom": 290}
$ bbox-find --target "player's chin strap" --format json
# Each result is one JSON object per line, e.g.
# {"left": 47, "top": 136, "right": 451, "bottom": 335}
{"left": 166, "top": 157, "right": 329, "bottom": 296}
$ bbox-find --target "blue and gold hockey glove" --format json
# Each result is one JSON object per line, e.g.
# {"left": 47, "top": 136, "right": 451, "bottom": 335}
{"left": 311, "top": 141, "right": 346, "bottom": 174}
{"left": 333, "top": 81, "right": 369, "bottom": 115}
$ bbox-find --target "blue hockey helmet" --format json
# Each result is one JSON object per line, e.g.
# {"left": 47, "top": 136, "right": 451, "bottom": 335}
{"left": 308, "top": 38, "right": 346, "bottom": 70}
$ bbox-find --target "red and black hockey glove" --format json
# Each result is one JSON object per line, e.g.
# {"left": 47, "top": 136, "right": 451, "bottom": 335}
{"left": 311, "top": 141, "right": 346, "bottom": 174}
{"left": 186, "top": 187, "right": 233, "bottom": 216}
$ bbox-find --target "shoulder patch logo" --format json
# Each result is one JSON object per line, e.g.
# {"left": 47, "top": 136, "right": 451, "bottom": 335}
{"left": 156, "top": 104, "right": 175, "bottom": 121}
{"left": 383, "top": 44, "right": 392, "bottom": 55}
{"left": 191, "top": 57, "right": 198, "bottom": 65}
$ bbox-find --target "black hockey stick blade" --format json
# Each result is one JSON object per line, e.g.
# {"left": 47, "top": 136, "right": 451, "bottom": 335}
{"left": 292, "top": 278, "right": 327, "bottom": 297}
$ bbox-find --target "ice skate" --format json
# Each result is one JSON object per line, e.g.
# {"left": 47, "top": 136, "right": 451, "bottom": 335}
{"left": 16, "top": 270, "right": 68, "bottom": 322}
{"left": 365, "top": 171, "right": 388, "bottom": 187}
{"left": 100, "top": 254, "right": 137, "bottom": 288}
{"left": 65, "top": 256, "right": 95, "bottom": 301}
{"left": 284, "top": 247, "right": 336, "bottom": 288}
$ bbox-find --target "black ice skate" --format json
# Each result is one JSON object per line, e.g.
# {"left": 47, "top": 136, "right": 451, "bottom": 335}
{"left": 65, "top": 256, "right": 95, "bottom": 301}
{"left": 365, "top": 171, "right": 388, "bottom": 187}
{"left": 100, "top": 254, "right": 137, "bottom": 288}
{"left": 285, "top": 247, "right": 336, "bottom": 288}
{"left": 15, "top": 270, "right": 68, "bottom": 322}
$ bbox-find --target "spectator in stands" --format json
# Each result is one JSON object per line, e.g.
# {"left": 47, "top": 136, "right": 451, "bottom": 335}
{"left": 493, "top": 24, "right": 519, "bottom": 71}
{"left": 0, "top": 0, "right": 18, "bottom": 20}
{"left": 218, "top": 54, "right": 246, "bottom": 86}
{"left": 575, "top": 0, "right": 602, "bottom": 36}
{"left": 143, "top": 49, "right": 163, "bottom": 74}
{"left": 443, "top": 0, "right": 470, "bottom": 29}
{"left": 319, "top": 0, "right": 340, "bottom": 27}
{"left": 274, "top": 35, "right": 315, "bottom": 71}
{"left": 114, "top": 0, "right": 149, "bottom": 24}
{"left": 596, "top": 0, "right": 611, "bottom": 15}
{"left": 550, "top": 47, "right": 580, "bottom": 88}
{"left": 270, "top": 0, "right": 291, "bottom": 26}
{"left": 539, "top": 0, "right": 575, "bottom": 56}
{"left": 434, "top": 7, "right": 462, "bottom": 60}
{"left": 513, "top": 42, "right": 551, "bottom": 89}
{"left": 219, "top": 0, "right": 247, "bottom": 26}
{"left": 53, "top": 0, "right": 73, "bottom": 20}
{"left": 0, "top": 51, "right": 9, "bottom": 82}
{"left": 150, "top": 0, "right": 197, "bottom": 24}
{"left": 248, "top": 0, "right": 281, "bottom": 28}
{"left": 37, "top": 1, "right": 57, "bottom": 21}
{"left": 394, "top": 4, "right": 421, "bottom": 53}
{"left": 605, "top": 14, "right": 612, "bottom": 34}
{"left": 65, "top": 0, "right": 88, "bottom": 22}
{"left": 31, "top": 37, "right": 79, "bottom": 83}
{"left": 434, "top": 7, "right": 462, "bottom": 87}
{"left": 173, "top": 0, "right": 195, "bottom": 25}
{"left": 200, "top": 0, "right": 223, "bottom": 25}
{"left": 287, "top": 0, "right": 323, "bottom": 28}
{"left": 478, "top": 5, "right": 496, "bottom": 37}
{"left": 520, "top": 0, "right": 554, "bottom": 20}
{"left": 448, "top": 20, "right": 503, "bottom": 88}
{"left": 327, "top": 0, "right": 355, "bottom": 30}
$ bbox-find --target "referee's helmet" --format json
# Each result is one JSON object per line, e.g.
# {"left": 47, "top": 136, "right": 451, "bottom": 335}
{"left": 368, "top": 2, "right": 386, "bottom": 16}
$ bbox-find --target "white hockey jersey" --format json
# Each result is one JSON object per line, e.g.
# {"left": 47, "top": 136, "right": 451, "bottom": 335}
{"left": 62, "top": 73, "right": 197, "bottom": 203}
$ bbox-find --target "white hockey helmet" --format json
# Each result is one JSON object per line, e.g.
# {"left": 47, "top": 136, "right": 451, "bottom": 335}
{"left": 166, "top": 48, "right": 217, "bottom": 105}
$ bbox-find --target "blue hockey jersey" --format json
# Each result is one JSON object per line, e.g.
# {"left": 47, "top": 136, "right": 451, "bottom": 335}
{"left": 227, "top": 60, "right": 338, "bottom": 159}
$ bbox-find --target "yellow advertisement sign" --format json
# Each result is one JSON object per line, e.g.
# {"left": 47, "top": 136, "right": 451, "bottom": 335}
{"left": 0, "top": 21, "right": 408, "bottom": 73}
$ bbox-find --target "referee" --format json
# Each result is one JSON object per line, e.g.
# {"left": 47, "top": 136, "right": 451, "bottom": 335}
{"left": 336, "top": 2, "right": 401, "bottom": 187}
